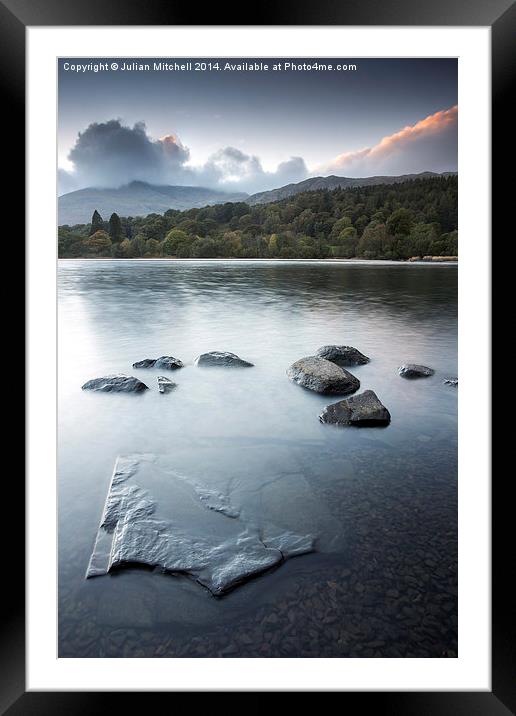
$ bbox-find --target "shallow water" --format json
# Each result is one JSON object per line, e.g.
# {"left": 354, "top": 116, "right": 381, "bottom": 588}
{"left": 58, "top": 259, "right": 458, "bottom": 658}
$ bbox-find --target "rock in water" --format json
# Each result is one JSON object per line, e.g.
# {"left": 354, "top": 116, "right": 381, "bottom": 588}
{"left": 316, "top": 345, "right": 370, "bottom": 366}
{"left": 86, "top": 454, "right": 316, "bottom": 595}
{"left": 195, "top": 351, "right": 253, "bottom": 367}
{"left": 82, "top": 375, "right": 149, "bottom": 393}
{"left": 443, "top": 378, "right": 458, "bottom": 387}
{"left": 154, "top": 356, "right": 183, "bottom": 369}
{"left": 398, "top": 364, "right": 435, "bottom": 378}
{"left": 287, "top": 356, "right": 360, "bottom": 395}
{"left": 157, "top": 376, "right": 176, "bottom": 394}
{"left": 132, "top": 359, "right": 156, "bottom": 368}
{"left": 132, "top": 356, "right": 183, "bottom": 370}
{"left": 319, "top": 390, "right": 391, "bottom": 426}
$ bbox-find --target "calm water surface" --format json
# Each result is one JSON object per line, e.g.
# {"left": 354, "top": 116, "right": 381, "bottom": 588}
{"left": 58, "top": 260, "right": 457, "bottom": 658}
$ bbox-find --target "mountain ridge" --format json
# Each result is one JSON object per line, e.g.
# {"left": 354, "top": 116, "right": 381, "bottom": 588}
{"left": 58, "top": 181, "right": 249, "bottom": 226}
{"left": 58, "top": 172, "right": 457, "bottom": 226}
{"left": 246, "top": 171, "right": 457, "bottom": 205}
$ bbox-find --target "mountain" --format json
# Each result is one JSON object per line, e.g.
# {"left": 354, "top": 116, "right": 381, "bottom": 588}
{"left": 247, "top": 172, "right": 457, "bottom": 205}
{"left": 59, "top": 173, "right": 458, "bottom": 225}
{"left": 58, "top": 181, "right": 249, "bottom": 226}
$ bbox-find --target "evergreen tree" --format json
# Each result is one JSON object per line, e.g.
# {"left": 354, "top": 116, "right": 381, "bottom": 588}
{"left": 90, "top": 209, "right": 104, "bottom": 235}
{"left": 108, "top": 212, "right": 123, "bottom": 243}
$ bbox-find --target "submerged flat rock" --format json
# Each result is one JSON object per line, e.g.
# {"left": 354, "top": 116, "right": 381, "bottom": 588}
{"left": 86, "top": 453, "right": 324, "bottom": 595}
{"left": 398, "top": 364, "right": 435, "bottom": 379}
{"left": 287, "top": 356, "right": 360, "bottom": 395}
{"left": 443, "top": 378, "right": 458, "bottom": 387}
{"left": 195, "top": 351, "right": 254, "bottom": 368}
{"left": 157, "top": 376, "right": 177, "bottom": 394}
{"left": 82, "top": 375, "right": 149, "bottom": 393}
{"left": 316, "top": 345, "right": 370, "bottom": 366}
{"left": 133, "top": 356, "right": 183, "bottom": 370}
{"left": 319, "top": 390, "right": 391, "bottom": 427}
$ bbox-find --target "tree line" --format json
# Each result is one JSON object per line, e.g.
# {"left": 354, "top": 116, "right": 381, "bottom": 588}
{"left": 58, "top": 176, "right": 458, "bottom": 260}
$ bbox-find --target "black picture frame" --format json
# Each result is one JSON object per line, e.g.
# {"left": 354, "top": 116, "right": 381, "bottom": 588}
{"left": 3, "top": 0, "right": 509, "bottom": 710}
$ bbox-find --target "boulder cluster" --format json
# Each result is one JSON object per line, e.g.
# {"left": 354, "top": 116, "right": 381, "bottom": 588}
{"left": 81, "top": 346, "right": 456, "bottom": 426}
{"left": 81, "top": 351, "right": 254, "bottom": 394}
{"left": 286, "top": 346, "right": 456, "bottom": 428}
{"left": 286, "top": 346, "right": 390, "bottom": 427}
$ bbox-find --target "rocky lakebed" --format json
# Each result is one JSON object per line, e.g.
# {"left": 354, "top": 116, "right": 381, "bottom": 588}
{"left": 60, "top": 435, "right": 458, "bottom": 659}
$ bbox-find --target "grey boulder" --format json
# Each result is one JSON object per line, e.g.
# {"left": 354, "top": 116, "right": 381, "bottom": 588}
{"left": 195, "top": 351, "right": 253, "bottom": 367}
{"left": 131, "top": 358, "right": 156, "bottom": 368}
{"left": 287, "top": 356, "right": 360, "bottom": 395}
{"left": 398, "top": 364, "right": 435, "bottom": 378}
{"left": 319, "top": 390, "right": 391, "bottom": 427}
{"left": 157, "top": 376, "right": 177, "bottom": 394}
{"left": 133, "top": 356, "right": 183, "bottom": 370}
{"left": 155, "top": 356, "right": 183, "bottom": 370}
{"left": 316, "top": 345, "right": 370, "bottom": 366}
{"left": 82, "top": 375, "right": 149, "bottom": 393}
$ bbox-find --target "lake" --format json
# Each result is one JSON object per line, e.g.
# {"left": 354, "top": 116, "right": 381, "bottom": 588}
{"left": 58, "top": 259, "right": 457, "bottom": 658}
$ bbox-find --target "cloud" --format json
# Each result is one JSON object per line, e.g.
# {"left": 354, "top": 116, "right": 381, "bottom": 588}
{"left": 58, "top": 107, "right": 457, "bottom": 196}
{"left": 198, "top": 147, "right": 308, "bottom": 193}
{"left": 59, "top": 118, "right": 308, "bottom": 195}
{"left": 275, "top": 156, "right": 309, "bottom": 185}
{"left": 60, "top": 119, "right": 190, "bottom": 193}
{"left": 201, "top": 146, "right": 264, "bottom": 186}
{"left": 321, "top": 105, "right": 458, "bottom": 177}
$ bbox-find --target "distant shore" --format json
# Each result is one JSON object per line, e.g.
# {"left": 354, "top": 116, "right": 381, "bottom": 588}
{"left": 58, "top": 256, "right": 458, "bottom": 263}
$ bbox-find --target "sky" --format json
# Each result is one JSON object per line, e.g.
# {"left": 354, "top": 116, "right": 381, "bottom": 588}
{"left": 58, "top": 58, "right": 457, "bottom": 195}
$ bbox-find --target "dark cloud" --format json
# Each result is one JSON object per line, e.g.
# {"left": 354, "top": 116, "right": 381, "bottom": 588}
{"left": 61, "top": 119, "right": 190, "bottom": 192}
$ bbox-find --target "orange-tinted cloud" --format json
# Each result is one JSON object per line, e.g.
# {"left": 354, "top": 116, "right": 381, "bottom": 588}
{"left": 322, "top": 105, "right": 458, "bottom": 176}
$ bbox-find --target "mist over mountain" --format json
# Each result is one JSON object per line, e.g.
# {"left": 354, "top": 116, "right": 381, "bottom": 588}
{"left": 58, "top": 181, "right": 248, "bottom": 226}
{"left": 247, "top": 172, "right": 457, "bottom": 205}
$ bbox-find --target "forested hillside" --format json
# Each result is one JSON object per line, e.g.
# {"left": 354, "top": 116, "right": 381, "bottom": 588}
{"left": 246, "top": 171, "right": 455, "bottom": 205}
{"left": 58, "top": 176, "right": 457, "bottom": 260}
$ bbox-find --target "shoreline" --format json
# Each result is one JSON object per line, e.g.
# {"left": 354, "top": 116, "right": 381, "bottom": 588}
{"left": 57, "top": 257, "right": 458, "bottom": 264}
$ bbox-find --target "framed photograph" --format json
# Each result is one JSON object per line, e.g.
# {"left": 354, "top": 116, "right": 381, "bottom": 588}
{"left": 4, "top": 0, "right": 509, "bottom": 708}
